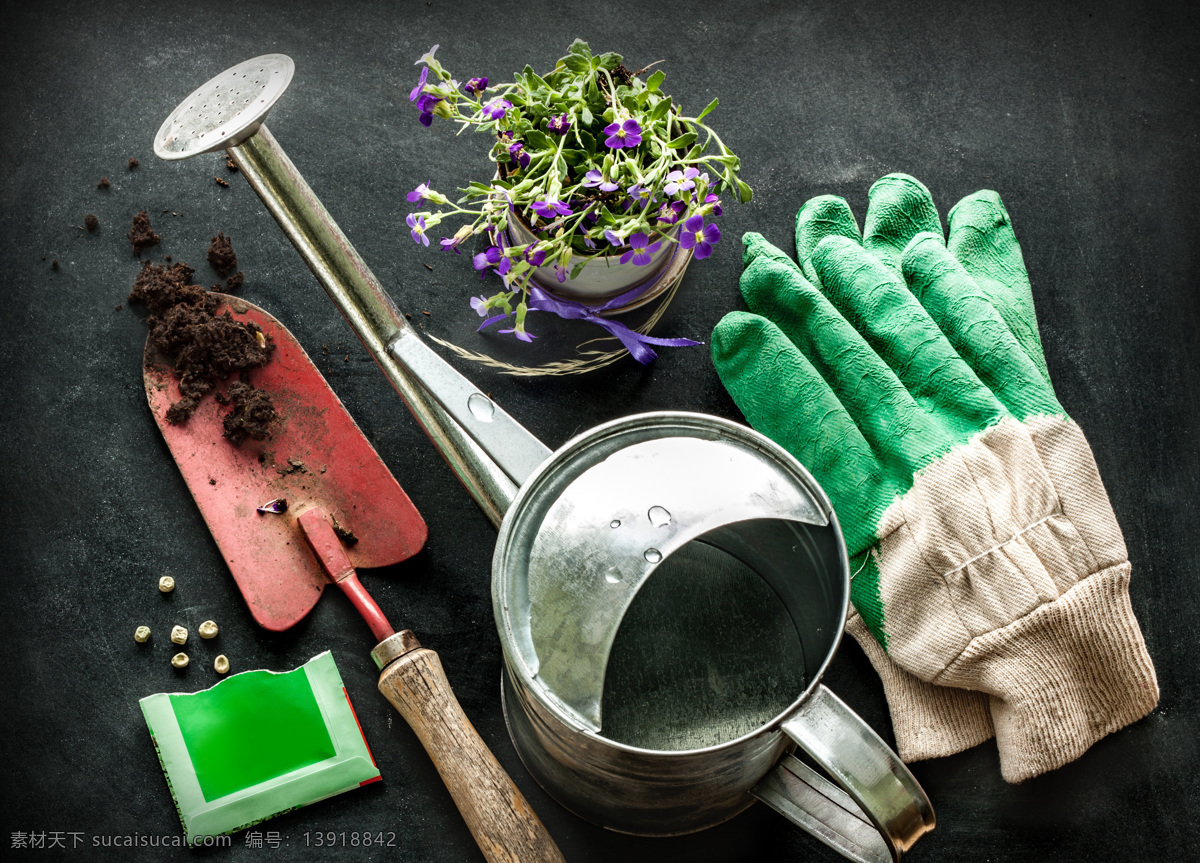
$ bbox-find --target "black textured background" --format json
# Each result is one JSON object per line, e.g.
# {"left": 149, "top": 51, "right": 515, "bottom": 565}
{"left": 2, "top": 1, "right": 1198, "bottom": 861}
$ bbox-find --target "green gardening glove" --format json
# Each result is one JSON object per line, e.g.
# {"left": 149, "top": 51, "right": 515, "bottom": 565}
{"left": 713, "top": 175, "right": 1159, "bottom": 782}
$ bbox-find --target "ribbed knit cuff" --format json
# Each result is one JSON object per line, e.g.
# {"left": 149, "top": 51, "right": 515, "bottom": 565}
{"left": 939, "top": 562, "right": 1159, "bottom": 782}
{"left": 846, "top": 611, "right": 995, "bottom": 762}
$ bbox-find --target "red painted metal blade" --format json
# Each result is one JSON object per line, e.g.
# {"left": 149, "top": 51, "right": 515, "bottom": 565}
{"left": 143, "top": 293, "right": 427, "bottom": 631}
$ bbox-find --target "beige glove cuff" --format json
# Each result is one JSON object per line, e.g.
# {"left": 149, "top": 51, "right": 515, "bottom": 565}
{"left": 845, "top": 610, "right": 994, "bottom": 762}
{"left": 937, "top": 562, "right": 1159, "bottom": 783}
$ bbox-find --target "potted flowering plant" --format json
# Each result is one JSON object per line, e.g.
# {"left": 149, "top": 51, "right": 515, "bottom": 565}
{"left": 406, "top": 39, "right": 751, "bottom": 364}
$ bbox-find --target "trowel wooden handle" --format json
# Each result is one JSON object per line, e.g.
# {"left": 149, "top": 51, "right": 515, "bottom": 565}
{"left": 377, "top": 644, "right": 566, "bottom": 863}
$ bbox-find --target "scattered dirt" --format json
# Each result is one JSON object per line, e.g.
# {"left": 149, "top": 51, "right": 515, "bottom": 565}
{"left": 51, "top": 259, "right": 59, "bottom": 270}
{"left": 215, "top": 176, "right": 230, "bottom": 188}
{"left": 331, "top": 515, "right": 359, "bottom": 547}
{"left": 85, "top": 213, "right": 99, "bottom": 232}
{"left": 224, "top": 272, "right": 244, "bottom": 291}
{"left": 221, "top": 380, "right": 278, "bottom": 445}
{"left": 225, "top": 155, "right": 238, "bottom": 172}
{"left": 128, "top": 157, "right": 139, "bottom": 170}
{"left": 128, "top": 259, "right": 275, "bottom": 430}
{"left": 278, "top": 458, "right": 306, "bottom": 476}
{"left": 97, "top": 177, "right": 110, "bottom": 189}
{"left": 207, "top": 233, "right": 239, "bottom": 276}
{"left": 127, "top": 211, "right": 161, "bottom": 254}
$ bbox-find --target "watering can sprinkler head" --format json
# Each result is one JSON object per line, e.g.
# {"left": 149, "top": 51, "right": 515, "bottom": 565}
{"left": 154, "top": 54, "right": 294, "bottom": 160}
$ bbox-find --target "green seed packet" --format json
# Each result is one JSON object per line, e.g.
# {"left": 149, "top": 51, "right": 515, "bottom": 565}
{"left": 139, "top": 651, "right": 380, "bottom": 843}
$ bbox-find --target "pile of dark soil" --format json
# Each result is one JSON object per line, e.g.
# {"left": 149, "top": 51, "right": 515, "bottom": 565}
{"left": 207, "top": 233, "right": 244, "bottom": 291}
{"left": 128, "top": 259, "right": 276, "bottom": 439}
{"left": 220, "top": 380, "right": 278, "bottom": 445}
{"left": 128, "top": 211, "right": 161, "bottom": 254}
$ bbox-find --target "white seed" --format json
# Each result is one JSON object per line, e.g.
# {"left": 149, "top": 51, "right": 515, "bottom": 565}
{"left": 158, "top": 576, "right": 175, "bottom": 593}
{"left": 170, "top": 625, "right": 188, "bottom": 645}
{"left": 134, "top": 625, "right": 151, "bottom": 643}
{"left": 198, "top": 620, "right": 219, "bottom": 639}
{"left": 214, "top": 655, "right": 230, "bottom": 674}
{"left": 171, "top": 652, "right": 189, "bottom": 669}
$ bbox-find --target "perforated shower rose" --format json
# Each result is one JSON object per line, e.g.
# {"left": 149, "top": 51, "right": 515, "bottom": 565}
{"left": 405, "top": 40, "right": 751, "bottom": 358}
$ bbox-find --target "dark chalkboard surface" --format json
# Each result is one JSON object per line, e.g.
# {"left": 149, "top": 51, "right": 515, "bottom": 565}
{"left": 2, "top": 1, "right": 1197, "bottom": 861}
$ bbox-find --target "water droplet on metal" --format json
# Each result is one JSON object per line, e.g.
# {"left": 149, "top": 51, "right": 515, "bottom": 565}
{"left": 605, "top": 573, "right": 620, "bottom": 584}
{"left": 467, "top": 392, "right": 495, "bottom": 422}
{"left": 610, "top": 519, "right": 621, "bottom": 529}
{"left": 648, "top": 506, "right": 671, "bottom": 528}
{"left": 644, "top": 548, "right": 662, "bottom": 563}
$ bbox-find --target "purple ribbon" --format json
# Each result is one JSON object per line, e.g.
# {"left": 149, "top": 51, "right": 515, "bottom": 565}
{"left": 489, "top": 219, "right": 701, "bottom": 364}
{"left": 525, "top": 285, "right": 701, "bottom": 365}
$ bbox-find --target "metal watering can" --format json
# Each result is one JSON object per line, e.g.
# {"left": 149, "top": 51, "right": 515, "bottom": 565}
{"left": 154, "top": 55, "right": 935, "bottom": 862}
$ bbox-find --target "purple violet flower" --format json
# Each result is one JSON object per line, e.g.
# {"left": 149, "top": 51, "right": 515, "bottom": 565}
{"left": 679, "top": 215, "right": 721, "bottom": 260}
{"left": 407, "top": 181, "right": 433, "bottom": 203}
{"left": 483, "top": 98, "right": 512, "bottom": 120}
{"left": 554, "top": 264, "right": 568, "bottom": 283}
{"left": 470, "top": 296, "right": 490, "bottom": 317}
{"left": 498, "top": 324, "right": 536, "bottom": 343}
{"left": 704, "top": 193, "right": 723, "bottom": 216}
{"left": 473, "top": 245, "right": 503, "bottom": 277}
{"left": 416, "top": 92, "right": 442, "bottom": 127}
{"left": 415, "top": 45, "right": 439, "bottom": 66}
{"left": 619, "top": 233, "right": 663, "bottom": 266}
{"left": 582, "top": 169, "right": 619, "bottom": 192}
{"left": 531, "top": 199, "right": 572, "bottom": 219}
{"left": 440, "top": 236, "right": 463, "bottom": 254}
{"left": 604, "top": 229, "right": 624, "bottom": 247}
{"left": 603, "top": 119, "right": 643, "bottom": 149}
{"left": 664, "top": 167, "right": 700, "bottom": 195}
{"left": 464, "top": 77, "right": 488, "bottom": 96}
{"left": 525, "top": 247, "right": 546, "bottom": 267}
{"left": 409, "top": 66, "right": 429, "bottom": 102}
{"left": 655, "top": 199, "right": 687, "bottom": 226}
{"left": 406, "top": 214, "right": 429, "bottom": 247}
{"left": 627, "top": 182, "right": 654, "bottom": 209}
{"left": 547, "top": 113, "right": 571, "bottom": 134}
{"left": 508, "top": 141, "right": 530, "bottom": 170}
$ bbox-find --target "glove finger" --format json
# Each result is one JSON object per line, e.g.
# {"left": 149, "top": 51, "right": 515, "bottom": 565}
{"left": 712, "top": 311, "right": 888, "bottom": 555}
{"left": 947, "top": 190, "right": 1053, "bottom": 386}
{"left": 902, "top": 234, "right": 1063, "bottom": 419}
{"left": 809, "top": 234, "right": 1008, "bottom": 443}
{"left": 794, "top": 194, "right": 862, "bottom": 265}
{"left": 739, "top": 235, "right": 945, "bottom": 483}
{"left": 863, "top": 174, "right": 944, "bottom": 274}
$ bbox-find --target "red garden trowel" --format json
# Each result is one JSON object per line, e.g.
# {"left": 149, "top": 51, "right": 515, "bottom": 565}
{"left": 143, "top": 294, "right": 564, "bottom": 863}
{"left": 143, "top": 292, "right": 426, "bottom": 632}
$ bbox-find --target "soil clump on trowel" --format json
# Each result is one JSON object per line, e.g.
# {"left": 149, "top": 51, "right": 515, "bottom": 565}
{"left": 128, "top": 254, "right": 277, "bottom": 442}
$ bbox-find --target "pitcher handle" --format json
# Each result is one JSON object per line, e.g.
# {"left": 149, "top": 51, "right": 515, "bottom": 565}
{"left": 752, "top": 684, "right": 934, "bottom": 863}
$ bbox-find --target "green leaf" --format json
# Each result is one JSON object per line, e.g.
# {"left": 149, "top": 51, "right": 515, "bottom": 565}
{"left": 649, "top": 95, "right": 673, "bottom": 122}
{"left": 646, "top": 70, "right": 666, "bottom": 92}
{"left": 563, "top": 53, "right": 590, "bottom": 74}
{"left": 595, "top": 51, "right": 623, "bottom": 71}
{"left": 696, "top": 98, "right": 719, "bottom": 122}
{"left": 577, "top": 129, "right": 596, "bottom": 151}
{"left": 620, "top": 93, "right": 639, "bottom": 113}
{"left": 580, "top": 105, "right": 594, "bottom": 126}
{"left": 668, "top": 131, "right": 697, "bottom": 149}
{"left": 569, "top": 39, "right": 592, "bottom": 59}
{"left": 684, "top": 143, "right": 704, "bottom": 162}
{"left": 570, "top": 260, "right": 588, "bottom": 279}
{"left": 525, "top": 129, "right": 553, "bottom": 151}
{"left": 736, "top": 179, "right": 754, "bottom": 204}
{"left": 561, "top": 149, "right": 588, "bottom": 166}
{"left": 555, "top": 155, "right": 568, "bottom": 178}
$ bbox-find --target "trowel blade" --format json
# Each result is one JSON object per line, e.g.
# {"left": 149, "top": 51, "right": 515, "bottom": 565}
{"left": 143, "top": 293, "right": 427, "bottom": 631}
